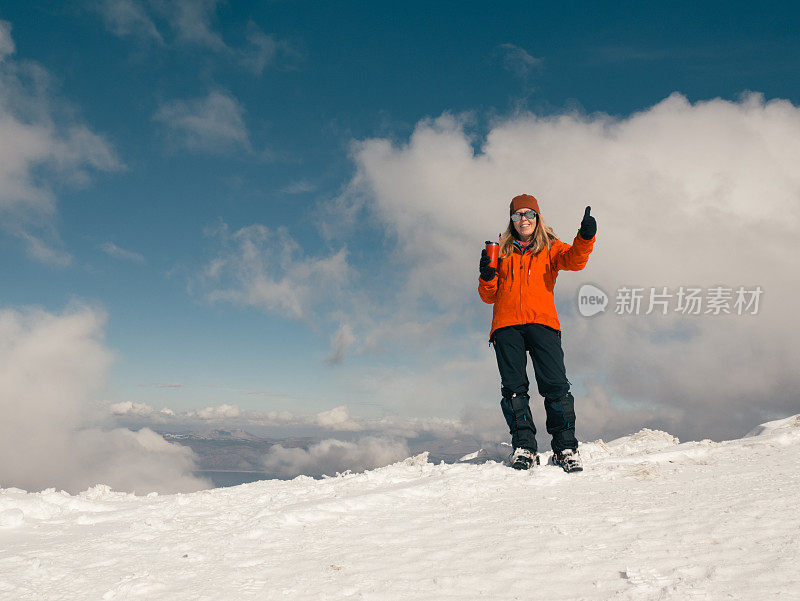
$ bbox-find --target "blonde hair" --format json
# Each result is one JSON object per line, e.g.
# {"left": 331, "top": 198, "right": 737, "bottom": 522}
{"left": 499, "top": 212, "right": 558, "bottom": 258}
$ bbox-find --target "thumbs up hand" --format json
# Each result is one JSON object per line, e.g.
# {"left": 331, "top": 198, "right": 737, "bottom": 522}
{"left": 579, "top": 206, "right": 596, "bottom": 240}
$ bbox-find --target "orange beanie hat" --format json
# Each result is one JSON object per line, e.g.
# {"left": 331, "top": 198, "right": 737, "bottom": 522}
{"left": 509, "top": 193, "right": 541, "bottom": 215}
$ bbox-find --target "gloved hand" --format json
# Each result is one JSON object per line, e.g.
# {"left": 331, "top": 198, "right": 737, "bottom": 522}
{"left": 479, "top": 248, "right": 496, "bottom": 281}
{"left": 579, "top": 206, "right": 596, "bottom": 240}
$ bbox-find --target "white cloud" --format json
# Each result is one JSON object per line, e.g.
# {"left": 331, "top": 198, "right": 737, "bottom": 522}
{"left": 264, "top": 410, "right": 295, "bottom": 422}
{"left": 280, "top": 179, "right": 316, "bottom": 195}
{"left": 17, "top": 231, "right": 73, "bottom": 267}
{"left": 95, "top": 3, "right": 297, "bottom": 76}
{"left": 200, "top": 221, "right": 352, "bottom": 322}
{"left": 108, "top": 402, "right": 286, "bottom": 429}
{"left": 0, "top": 20, "right": 15, "bottom": 59}
{"left": 262, "top": 437, "right": 410, "bottom": 478}
{"left": 240, "top": 21, "right": 276, "bottom": 74}
{"left": 95, "top": 0, "right": 222, "bottom": 50}
{"left": 190, "top": 403, "right": 241, "bottom": 420}
{"left": 0, "top": 23, "right": 121, "bottom": 264}
{"left": 0, "top": 306, "right": 209, "bottom": 494}
{"left": 325, "top": 323, "right": 356, "bottom": 365}
{"left": 151, "top": 0, "right": 227, "bottom": 51}
{"left": 95, "top": 0, "right": 163, "bottom": 43}
{"left": 71, "top": 426, "right": 202, "bottom": 493}
{"left": 110, "top": 400, "right": 154, "bottom": 415}
{"left": 153, "top": 90, "right": 250, "bottom": 154}
{"left": 314, "top": 405, "right": 362, "bottom": 431}
{"left": 99, "top": 241, "right": 146, "bottom": 263}
{"left": 239, "top": 21, "right": 302, "bottom": 75}
{"left": 109, "top": 400, "right": 173, "bottom": 417}
{"left": 329, "top": 92, "right": 800, "bottom": 441}
{"left": 496, "top": 43, "right": 542, "bottom": 78}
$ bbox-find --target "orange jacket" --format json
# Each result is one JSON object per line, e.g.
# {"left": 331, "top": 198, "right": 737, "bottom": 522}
{"left": 478, "top": 231, "right": 595, "bottom": 340}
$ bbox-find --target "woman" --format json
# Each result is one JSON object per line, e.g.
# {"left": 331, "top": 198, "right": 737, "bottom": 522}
{"left": 478, "top": 193, "right": 596, "bottom": 471}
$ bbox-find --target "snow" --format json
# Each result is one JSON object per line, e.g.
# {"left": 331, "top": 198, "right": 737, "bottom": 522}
{"left": 2, "top": 417, "right": 800, "bottom": 600}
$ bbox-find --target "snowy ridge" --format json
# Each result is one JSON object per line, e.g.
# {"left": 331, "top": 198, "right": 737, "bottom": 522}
{"left": 2, "top": 416, "right": 800, "bottom": 600}
{"left": 744, "top": 413, "right": 800, "bottom": 437}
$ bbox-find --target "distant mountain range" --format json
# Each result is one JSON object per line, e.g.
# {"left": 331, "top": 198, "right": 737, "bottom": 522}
{"left": 160, "top": 429, "right": 483, "bottom": 478}
{"left": 163, "top": 429, "right": 264, "bottom": 442}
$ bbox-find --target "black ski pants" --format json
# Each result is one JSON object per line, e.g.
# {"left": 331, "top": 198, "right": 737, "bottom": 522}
{"left": 492, "top": 323, "right": 577, "bottom": 454}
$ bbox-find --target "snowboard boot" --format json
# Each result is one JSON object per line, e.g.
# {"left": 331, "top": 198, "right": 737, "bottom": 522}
{"left": 510, "top": 447, "right": 539, "bottom": 470}
{"left": 550, "top": 448, "right": 583, "bottom": 473}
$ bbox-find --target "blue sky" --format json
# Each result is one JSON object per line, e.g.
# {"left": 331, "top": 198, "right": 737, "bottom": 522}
{"left": 2, "top": 1, "right": 800, "bottom": 445}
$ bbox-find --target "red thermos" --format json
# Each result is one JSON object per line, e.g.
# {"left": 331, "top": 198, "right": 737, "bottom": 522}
{"left": 485, "top": 241, "right": 499, "bottom": 269}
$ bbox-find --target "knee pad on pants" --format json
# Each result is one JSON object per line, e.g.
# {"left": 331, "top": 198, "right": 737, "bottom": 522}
{"left": 544, "top": 392, "right": 575, "bottom": 434}
{"left": 499, "top": 397, "right": 515, "bottom": 431}
{"left": 501, "top": 392, "right": 533, "bottom": 432}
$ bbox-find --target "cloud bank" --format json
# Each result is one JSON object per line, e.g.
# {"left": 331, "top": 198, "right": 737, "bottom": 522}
{"left": 262, "top": 437, "right": 411, "bottom": 479}
{"left": 187, "top": 92, "right": 799, "bottom": 444}
{"left": 107, "top": 400, "right": 504, "bottom": 443}
{"left": 0, "top": 306, "right": 209, "bottom": 494}
{"left": 330, "top": 92, "right": 800, "bottom": 441}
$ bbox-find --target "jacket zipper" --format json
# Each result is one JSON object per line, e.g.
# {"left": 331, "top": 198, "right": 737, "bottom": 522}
{"left": 518, "top": 250, "right": 524, "bottom": 324}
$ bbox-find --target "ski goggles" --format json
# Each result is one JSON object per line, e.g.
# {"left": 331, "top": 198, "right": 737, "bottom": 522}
{"left": 510, "top": 210, "right": 538, "bottom": 222}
